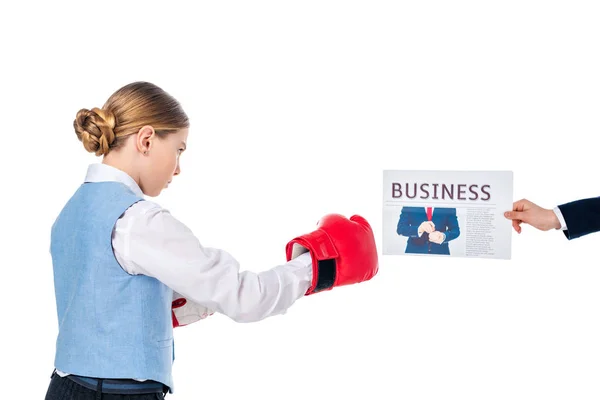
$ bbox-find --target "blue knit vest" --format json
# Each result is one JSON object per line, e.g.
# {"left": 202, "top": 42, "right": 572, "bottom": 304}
{"left": 50, "top": 181, "right": 174, "bottom": 391}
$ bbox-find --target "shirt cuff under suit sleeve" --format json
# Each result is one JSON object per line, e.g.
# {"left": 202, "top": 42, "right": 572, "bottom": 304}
{"left": 553, "top": 206, "right": 568, "bottom": 231}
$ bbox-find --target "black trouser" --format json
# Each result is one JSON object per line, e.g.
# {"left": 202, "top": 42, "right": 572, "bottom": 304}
{"left": 44, "top": 371, "right": 168, "bottom": 400}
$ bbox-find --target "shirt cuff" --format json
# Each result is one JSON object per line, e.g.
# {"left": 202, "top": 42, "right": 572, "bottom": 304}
{"left": 288, "top": 252, "right": 313, "bottom": 281}
{"left": 553, "top": 206, "right": 568, "bottom": 230}
{"left": 292, "top": 252, "right": 312, "bottom": 267}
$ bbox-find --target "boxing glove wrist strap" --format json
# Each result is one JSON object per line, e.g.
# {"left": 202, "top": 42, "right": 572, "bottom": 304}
{"left": 314, "top": 258, "right": 336, "bottom": 292}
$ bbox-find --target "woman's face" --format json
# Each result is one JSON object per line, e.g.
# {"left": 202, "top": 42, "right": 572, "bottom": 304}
{"left": 139, "top": 127, "right": 188, "bottom": 197}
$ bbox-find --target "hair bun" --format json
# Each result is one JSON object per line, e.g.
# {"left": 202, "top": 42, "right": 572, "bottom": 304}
{"left": 74, "top": 107, "right": 117, "bottom": 156}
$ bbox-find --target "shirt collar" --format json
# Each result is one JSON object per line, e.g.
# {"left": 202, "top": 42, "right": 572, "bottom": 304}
{"left": 84, "top": 163, "right": 145, "bottom": 198}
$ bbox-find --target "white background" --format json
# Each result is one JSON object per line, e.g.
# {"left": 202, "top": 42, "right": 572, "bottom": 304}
{"left": 2, "top": 1, "right": 600, "bottom": 399}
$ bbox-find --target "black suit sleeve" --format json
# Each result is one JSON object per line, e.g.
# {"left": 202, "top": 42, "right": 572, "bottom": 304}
{"left": 557, "top": 197, "right": 600, "bottom": 240}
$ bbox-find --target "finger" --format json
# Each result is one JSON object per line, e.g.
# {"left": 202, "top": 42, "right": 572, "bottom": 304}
{"left": 512, "top": 199, "right": 531, "bottom": 212}
{"left": 512, "top": 219, "right": 522, "bottom": 233}
{"left": 504, "top": 210, "right": 526, "bottom": 221}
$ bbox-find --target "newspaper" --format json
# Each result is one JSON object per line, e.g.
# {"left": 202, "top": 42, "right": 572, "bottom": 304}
{"left": 382, "top": 170, "right": 513, "bottom": 259}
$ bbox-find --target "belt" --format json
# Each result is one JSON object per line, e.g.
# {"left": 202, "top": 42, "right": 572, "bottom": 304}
{"left": 52, "top": 370, "right": 167, "bottom": 395}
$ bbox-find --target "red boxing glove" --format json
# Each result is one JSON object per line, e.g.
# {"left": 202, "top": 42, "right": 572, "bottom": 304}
{"left": 286, "top": 214, "right": 379, "bottom": 295}
{"left": 171, "top": 293, "right": 215, "bottom": 328}
{"left": 172, "top": 298, "right": 187, "bottom": 328}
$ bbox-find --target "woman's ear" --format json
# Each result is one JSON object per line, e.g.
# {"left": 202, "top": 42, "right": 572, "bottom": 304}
{"left": 136, "top": 125, "right": 156, "bottom": 155}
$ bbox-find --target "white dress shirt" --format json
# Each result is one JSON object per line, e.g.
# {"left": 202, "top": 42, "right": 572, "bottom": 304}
{"left": 553, "top": 207, "right": 568, "bottom": 230}
{"left": 85, "top": 163, "right": 313, "bottom": 322}
{"left": 55, "top": 164, "right": 313, "bottom": 378}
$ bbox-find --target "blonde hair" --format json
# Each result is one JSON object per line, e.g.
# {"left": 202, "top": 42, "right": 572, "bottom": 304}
{"left": 74, "top": 82, "right": 189, "bottom": 156}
